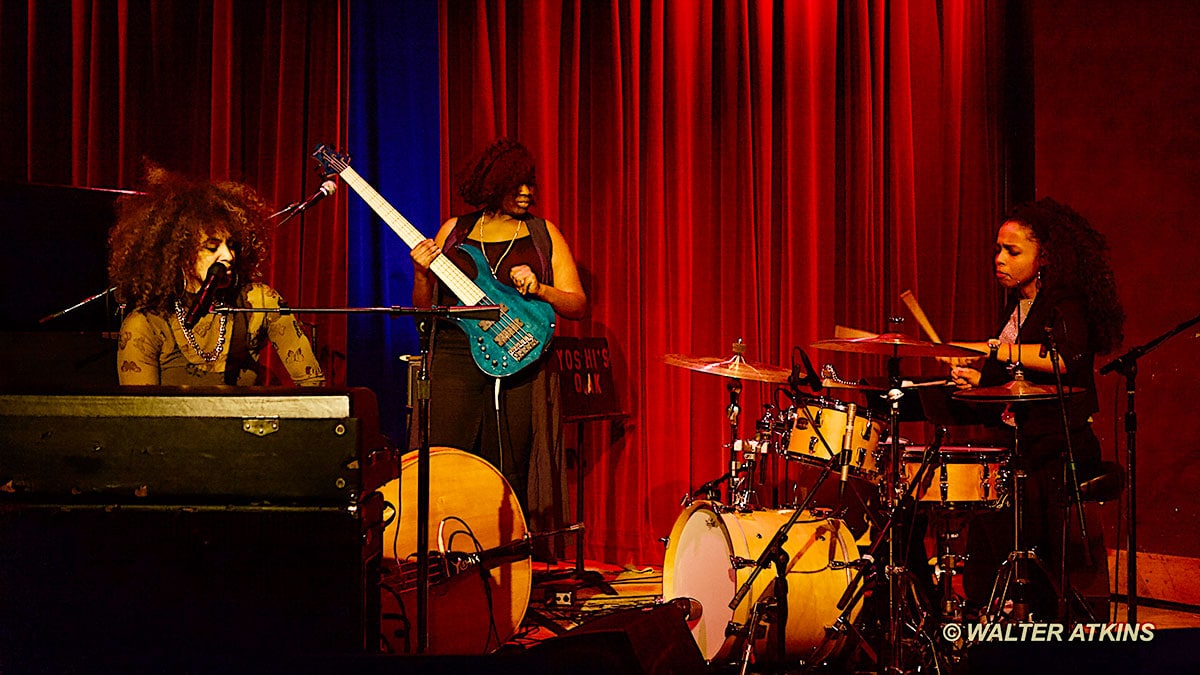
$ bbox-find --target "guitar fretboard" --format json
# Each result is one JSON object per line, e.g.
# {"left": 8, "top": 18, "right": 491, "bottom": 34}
{"left": 338, "top": 166, "right": 485, "bottom": 306}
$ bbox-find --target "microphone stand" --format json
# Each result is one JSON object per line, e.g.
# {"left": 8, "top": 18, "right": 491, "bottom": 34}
{"left": 1043, "top": 323, "right": 1093, "bottom": 621}
{"left": 217, "top": 302, "right": 501, "bottom": 653}
{"left": 37, "top": 286, "right": 120, "bottom": 325}
{"left": 1099, "top": 308, "right": 1200, "bottom": 623}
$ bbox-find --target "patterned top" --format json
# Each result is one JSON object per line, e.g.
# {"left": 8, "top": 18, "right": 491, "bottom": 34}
{"left": 998, "top": 298, "right": 1036, "bottom": 345}
{"left": 117, "top": 283, "right": 324, "bottom": 386}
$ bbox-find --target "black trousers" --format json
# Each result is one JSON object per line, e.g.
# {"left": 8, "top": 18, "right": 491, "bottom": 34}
{"left": 426, "top": 329, "right": 538, "bottom": 513}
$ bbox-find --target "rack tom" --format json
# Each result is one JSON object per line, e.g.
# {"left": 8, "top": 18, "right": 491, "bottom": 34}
{"left": 783, "top": 397, "right": 886, "bottom": 481}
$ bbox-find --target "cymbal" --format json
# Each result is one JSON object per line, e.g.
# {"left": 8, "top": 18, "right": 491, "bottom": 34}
{"left": 952, "top": 379, "right": 1085, "bottom": 402}
{"left": 812, "top": 333, "right": 983, "bottom": 358}
{"left": 663, "top": 353, "right": 791, "bottom": 384}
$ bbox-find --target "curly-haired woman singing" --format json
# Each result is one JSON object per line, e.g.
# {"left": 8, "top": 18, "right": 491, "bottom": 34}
{"left": 409, "top": 138, "right": 587, "bottom": 515}
{"left": 940, "top": 197, "right": 1125, "bottom": 620}
{"left": 108, "top": 166, "right": 324, "bottom": 387}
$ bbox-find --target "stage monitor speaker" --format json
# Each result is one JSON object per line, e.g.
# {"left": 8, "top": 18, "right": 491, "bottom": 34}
{"left": 528, "top": 603, "right": 706, "bottom": 675}
{"left": 0, "top": 500, "right": 382, "bottom": 671}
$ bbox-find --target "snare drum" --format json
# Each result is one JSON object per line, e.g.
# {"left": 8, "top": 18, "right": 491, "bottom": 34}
{"left": 785, "top": 397, "right": 886, "bottom": 480}
{"left": 901, "top": 446, "right": 1009, "bottom": 508}
{"left": 662, "top": 502, "right": 862, "bottom": 664}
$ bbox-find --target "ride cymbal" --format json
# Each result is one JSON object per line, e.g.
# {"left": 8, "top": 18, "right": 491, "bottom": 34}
{"left": 811, "top": 333, "right": 983, "bottom": 358}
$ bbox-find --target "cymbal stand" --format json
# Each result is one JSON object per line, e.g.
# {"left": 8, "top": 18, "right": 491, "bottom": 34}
{"left": 982, "top": 407, "right": 1060, "bottom": 623}
{"left": 726, "top": 378, "right": 744, "bottom": 505}
{"left": 880, "top": 349, "right": 940, "bottom": 673}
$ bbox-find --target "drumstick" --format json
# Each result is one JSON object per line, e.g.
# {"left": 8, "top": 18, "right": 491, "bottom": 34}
{"left": 900, "top": 290, "right": 942, "bottom": 344}
{"left": 833, "top": 324, "right": 878, "bottom": 339}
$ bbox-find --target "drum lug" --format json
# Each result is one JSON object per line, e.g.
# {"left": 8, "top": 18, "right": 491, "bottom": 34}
{"left": 981, "top": 462, "right": 991, "bottom": 501}
{"left": 939, "top": 461, "right": 950, "bottom": 503}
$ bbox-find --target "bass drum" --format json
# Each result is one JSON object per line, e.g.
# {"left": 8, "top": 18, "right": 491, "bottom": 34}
{"left": 663, "top": 502, "right": 862, "bottom": 664}
{"left": 376, "top": 447, "right": 531, "bottom": 655}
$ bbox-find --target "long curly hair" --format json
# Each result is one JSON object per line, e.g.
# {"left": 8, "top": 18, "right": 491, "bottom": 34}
{"left": 108, "top": 164, "right": 272, "bottom": 315}
{"left": 456, "top": 138, "right": 537, "bottom": 210}
{"left": 1006, "top": 197, "right": 1125, "bottom": 354}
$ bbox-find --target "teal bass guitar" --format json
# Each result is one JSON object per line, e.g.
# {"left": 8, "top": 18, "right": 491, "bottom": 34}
{"left": 313, "top": 144, "right": 555, "bottom": 377}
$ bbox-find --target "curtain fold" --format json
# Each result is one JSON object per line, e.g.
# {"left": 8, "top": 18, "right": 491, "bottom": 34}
{"left": 442, "top": 0, "right": 1008, "bottom": 564}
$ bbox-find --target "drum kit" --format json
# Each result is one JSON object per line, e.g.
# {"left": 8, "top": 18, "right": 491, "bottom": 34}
{"left": 661, "top": 334, "right": 1083, "bottom": 672}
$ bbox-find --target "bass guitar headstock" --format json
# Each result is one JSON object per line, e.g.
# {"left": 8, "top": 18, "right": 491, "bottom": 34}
{"left": 311, "top": 144, "right": 351, "bottom": 176}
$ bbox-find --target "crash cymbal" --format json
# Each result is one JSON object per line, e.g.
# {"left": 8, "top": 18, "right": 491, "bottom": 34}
{"left": 811, "top": 333, "right": 983, "bottom": 358}
{"left": 663, "top": 352, "right": 791, "bottom": 384}
{"left": 952, "top": 378, "right": 1085, "bottom": 402}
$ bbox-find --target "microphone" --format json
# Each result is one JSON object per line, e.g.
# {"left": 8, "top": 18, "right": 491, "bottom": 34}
{"left": 1040, "top": 306, "right": 1061, "bottom": 359}
{"left": 293, "top": 179, "right": 338, "bottom": 215}
{"left": 838, "top": 404, "right": 857, "bottom": 501}
{"left": 788, "top": 359, "right": 804, "bottom": 392}
{"left": 184, "top": 261, "right": 232, "bottom": 328}
{"left": 798, "top": 347, "right": 824, "bottom": 392}
{"left": 668, "top": 596, "right": 704, "bottom": 622}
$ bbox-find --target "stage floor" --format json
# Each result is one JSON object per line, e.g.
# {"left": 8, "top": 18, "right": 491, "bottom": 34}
{"left": 510, "top": 558, "right": 1200, "bottom": 673}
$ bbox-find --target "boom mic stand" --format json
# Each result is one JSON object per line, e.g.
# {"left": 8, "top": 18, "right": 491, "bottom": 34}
{"left": 1099, "top": 308, "right": 1200, "bottom": 623}
{"left": 218, "top": 302, "right": 501, "bottom": 653}
{"left": 1043, "top": 321, "right": 1096, "bottom": 622}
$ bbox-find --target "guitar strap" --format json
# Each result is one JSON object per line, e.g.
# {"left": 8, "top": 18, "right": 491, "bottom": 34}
{"left": 447, "top": 211, "right": 554, "bottom": 284}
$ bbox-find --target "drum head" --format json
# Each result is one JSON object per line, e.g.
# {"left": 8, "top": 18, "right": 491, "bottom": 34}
{"left": 663, "top": 502, "right": 862, "bottom": 664}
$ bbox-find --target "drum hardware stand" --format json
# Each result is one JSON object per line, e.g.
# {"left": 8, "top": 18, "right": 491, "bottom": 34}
{"left": 804, "top": 426, "right": 948, "bottom": 674}
{"left": 932, "top": 512, "right": 970, "bottom": 625}
{"left": 981, "top": 399, "right": 1061, "bottom": 624}
{"left": 1099, "top": 308, "right": 1200, "bottom": 624}
{"left": 880, "top": 342, "right": 938, "bottom": 674}
{"left": 221, "top": 302, "right": 501, "bottom": 653}
{"left": 726, "top": 376, "right": 745, "bottom": 505}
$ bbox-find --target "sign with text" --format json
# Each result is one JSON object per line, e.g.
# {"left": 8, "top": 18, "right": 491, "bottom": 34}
{"left": 550, "top": 337, "right": 621, "bottom": 421}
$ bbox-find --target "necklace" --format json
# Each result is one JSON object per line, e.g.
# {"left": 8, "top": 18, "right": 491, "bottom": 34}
{"left": 174, "top": 300, "right": 227, "bottom": 362}
{"left": 480, "top": 212, "right": 523, "bottom": 276}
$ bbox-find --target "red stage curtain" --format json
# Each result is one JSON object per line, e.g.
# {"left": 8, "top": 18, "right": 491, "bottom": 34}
{"left": 441, "top": 0, "right": 1010, "bottom": 564}
{"left": 1, "top": 0, "right": 350, "bottom": 384}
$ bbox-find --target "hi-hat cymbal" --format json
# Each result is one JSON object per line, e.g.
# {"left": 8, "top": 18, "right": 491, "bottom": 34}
{"left": 812, "top": 333, "right": 983, "bottom": 358}
{"left": 952, "top": 379, "right": 1085, "bottom": 402}
{"left": 663, "top": 353, "right": 791, "bottom": 384}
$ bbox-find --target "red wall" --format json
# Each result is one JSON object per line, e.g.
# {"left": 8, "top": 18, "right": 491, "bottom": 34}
{"left": 1034, "top": 0, "right": 1200, "bottom": 558}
